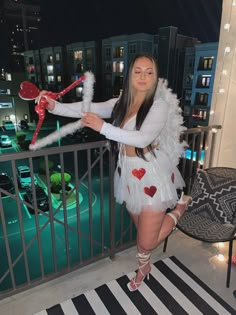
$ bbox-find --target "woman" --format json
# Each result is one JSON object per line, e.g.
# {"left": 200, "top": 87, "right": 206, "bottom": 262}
{"left": 40, "top": 53, "right": 191, "bottom": 291}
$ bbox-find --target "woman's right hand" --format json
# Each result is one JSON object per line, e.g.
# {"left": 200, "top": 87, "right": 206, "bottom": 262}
{"left": 35, "top": 90, "right": 56, "bottom": 111}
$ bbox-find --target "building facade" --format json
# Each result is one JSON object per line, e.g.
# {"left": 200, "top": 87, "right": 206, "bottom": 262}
{"left": 0, "top": 0, "right": 40, "bottom": 72}
{"left": 157, "top": 26, "right": 199, "bottom": 97}
{"left": 182, "top": 42, "right": 218, "bottom": 127}
{"left": 0, "top": 72, "right": 30, "bottom": 126}
{"left": 1, "top": 27, "right": 209, "bottom": 124}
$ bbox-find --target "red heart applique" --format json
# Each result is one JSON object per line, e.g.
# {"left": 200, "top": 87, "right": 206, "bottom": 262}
{"left": 171, "top": 172, "right": 175, "bottom": 183}
{"left": 144, "top": 186, "right": 157, "bottom": 197}
{"left": 19, "top": 81, "right": 40, "bottom": 100}
{"left": 132, "top": 168, "right": 146, "bottom": 180}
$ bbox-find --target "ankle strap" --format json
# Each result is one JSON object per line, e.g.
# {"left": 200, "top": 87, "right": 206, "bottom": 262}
{"left": 136, "top": 252, "right": 151, "bottom": 261}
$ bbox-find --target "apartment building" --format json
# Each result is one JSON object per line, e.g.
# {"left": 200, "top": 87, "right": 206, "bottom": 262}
{"left": 102, "top": 33, "right": 154, "bottom": 99}
{"left": 182, "top": 42, "right": 218, "bottom": 127}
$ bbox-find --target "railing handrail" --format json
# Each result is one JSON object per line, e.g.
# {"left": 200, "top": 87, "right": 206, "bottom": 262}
{"left": 0, "top": 124, "right": 222, "bottom": 299}
{"left": 182, "top": 124, "right": 221, "bottom": 134}
{"left": 0, "top": 140, "right": 108, "bottom": 162}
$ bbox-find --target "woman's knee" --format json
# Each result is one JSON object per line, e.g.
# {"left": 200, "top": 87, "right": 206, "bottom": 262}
{"left": 138, "top": 236, "right": 158, "bottom": 252}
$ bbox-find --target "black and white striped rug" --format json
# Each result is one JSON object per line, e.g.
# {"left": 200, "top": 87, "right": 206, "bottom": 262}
{"left": 35, "top": 256, "right": 236, "bottom": 315}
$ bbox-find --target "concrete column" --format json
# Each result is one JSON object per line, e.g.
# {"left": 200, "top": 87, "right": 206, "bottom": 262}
{"left": 208, "top": 0, "right": 236, "bottom": 168}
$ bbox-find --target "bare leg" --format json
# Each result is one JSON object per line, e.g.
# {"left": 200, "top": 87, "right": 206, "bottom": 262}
{"left": 128, "top": 196, "right": 190, "bottom": 291}
{"left": 129, "top": 212, "right": 139, "bottom": 229}
{"left": 128, "top": 195, "right": 191, "bottom": 250}
{"left": 128, "top": 207, "right": 166, "bottom": 290}
{"left": 127, "top": 195, "right": 192, "bottom": 291}
{"left": 157, "top": 194, "right": 193, "bottom": 245}
{"left": 156, "top": 205, "right": 185, "bottom": 243}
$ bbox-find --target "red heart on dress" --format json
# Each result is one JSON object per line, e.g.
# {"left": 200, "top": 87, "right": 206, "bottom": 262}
{"left": 132, "top": 168, "right": 146, "bottom": 180}
{"left": 144, "top": 186, "right": 157, "bottom": 197}
{"left": 171, "top": 172, "right": 175, "bottom": 183}
{"left": 18, "top": 81, "right": 40, "bottom": 100}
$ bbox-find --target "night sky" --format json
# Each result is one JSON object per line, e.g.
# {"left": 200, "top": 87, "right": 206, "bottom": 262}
{"left": 39, "top": 0, "right": 222, "bottom": 47}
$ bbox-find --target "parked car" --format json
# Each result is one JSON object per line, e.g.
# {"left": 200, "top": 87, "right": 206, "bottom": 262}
{"left": 18, "top": 120, "right": 29, "bottom": 130}
{"left": 2, "top": 120, "right": 15, "bottom": 131}
{"left": 24, "top": 186, "right": 49, "bottom": 213}
{"left": 0, "top": 135, "right": 12, "bottom": 147}
{"left": 0, "top": 173, "right": 14, "bottom": 196}
{"left": 16, "top": 165, "right": 38, "bottom": 188}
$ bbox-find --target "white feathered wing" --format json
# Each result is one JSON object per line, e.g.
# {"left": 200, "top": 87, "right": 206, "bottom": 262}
{"left": 156, "top": 78, "right": 187, "bottom": 166}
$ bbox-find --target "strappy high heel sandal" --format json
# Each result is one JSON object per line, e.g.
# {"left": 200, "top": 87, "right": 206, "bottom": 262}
{"left": 167, "top": 192, "right": 192, "bottom": 226}
{"left": 127, "top": 252, "right": 151, "bottom": 292}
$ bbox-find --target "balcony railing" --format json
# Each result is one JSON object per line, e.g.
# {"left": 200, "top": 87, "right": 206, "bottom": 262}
{"left": 0, "top": 124, "right": 221, "bottom": 299}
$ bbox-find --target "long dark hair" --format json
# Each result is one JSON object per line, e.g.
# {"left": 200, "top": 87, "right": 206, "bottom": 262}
{"left": 111, "top": 53, "right": 159, "bottom": 160}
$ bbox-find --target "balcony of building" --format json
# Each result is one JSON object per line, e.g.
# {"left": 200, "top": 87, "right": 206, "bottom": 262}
{"left": 1, "top": 123, "right": 236, "bottom": 314}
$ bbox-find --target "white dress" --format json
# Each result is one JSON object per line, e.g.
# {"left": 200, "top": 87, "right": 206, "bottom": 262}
{"left": 113, "top": 115, "right": 185, "bottom": 214}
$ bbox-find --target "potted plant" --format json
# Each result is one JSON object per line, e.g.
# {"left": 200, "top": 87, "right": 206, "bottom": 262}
{"left": 50, "top": 172, "right": 72, "bottom": 200}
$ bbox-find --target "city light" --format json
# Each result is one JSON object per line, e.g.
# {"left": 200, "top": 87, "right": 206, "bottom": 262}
{"left": 185, "top": 149, "right": 205, "bottom": 162}
{"left": 224, "top": 46, "right": 231, "bottom": 55}
{"left": 224, "top": 23, "right": 230, "bottom": 31}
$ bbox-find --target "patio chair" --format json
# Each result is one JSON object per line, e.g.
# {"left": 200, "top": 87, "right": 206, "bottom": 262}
{"left": 163, "top": 167, "right": 236, "bottom": 288}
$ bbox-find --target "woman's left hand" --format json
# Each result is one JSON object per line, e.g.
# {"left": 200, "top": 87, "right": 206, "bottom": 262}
{"left": 81, "top": 112, "right": 104, "bottom": 132}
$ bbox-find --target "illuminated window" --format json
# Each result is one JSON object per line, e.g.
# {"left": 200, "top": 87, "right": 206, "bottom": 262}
{"left": 113, "top": 61, "right": 124, "bottom": 73}
{"left": 6, "top": 73, "right": 12, "bottom": 81}
{"left": 113, "top": 46, "right": 124, "bottom": 58}
{"left": 55, "top": 53, "right": 60, "bottom": 61}
{"left": 57, "top": 75, "right": 61, "bottom": 82}
{"left": 195, "top": 93, "right": 208, "bottom": 105}
{"left": 0, "top": 103, "right": 12, "bottom": 108}
{"left": 0, "top": 89, "right": 11, "bottom": 95}
{"left": 192, "top": 109, "right": 207, "bottom": 121}
{"left": 75, "top": 86, "right": 83, "bottom": 97}
{"left": 47, "top": 55, "right": 53, "bottom": 63}
{"left": 119, "top": 47, "right": 124, "bottom": 57}
{"left": 198, "top": 57, "right": 214, "bottom": 70}
{"left": 196, "top": 75, "right": 211, "bottom": 88}
{"left": 28, "top": 65, "right": 35, "bottom": 73}
{"left": 74, "top": 51, "right": 83, "bottom": 61}
{"left": 47, "top": 75, "right": 54, "bottom": 83}
{"left": 47, "top": 65, "right": 54, "bottom": 74}
{"left": 76, "top": 86, "right": 83, "bottom": 97}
